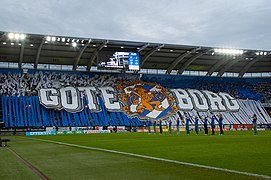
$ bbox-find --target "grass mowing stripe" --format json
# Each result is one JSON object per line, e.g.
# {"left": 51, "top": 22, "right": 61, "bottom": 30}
{"left": 6, "top": 147, "right": 49, "bottom": 180}
{"left": 27, "top": 137, "right": 271, "bottom": 180}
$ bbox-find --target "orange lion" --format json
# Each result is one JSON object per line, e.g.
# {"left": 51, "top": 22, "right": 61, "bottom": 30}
{"left": 127, "top": 85, "right": 165, "bottom": 113}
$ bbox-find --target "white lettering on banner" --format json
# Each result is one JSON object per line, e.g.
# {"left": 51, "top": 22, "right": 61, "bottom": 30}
{"left": 39, "top": 88, "right": 60, "bottom": 109}
{"left": 202, "top": 90, "right": 227, "bottom": 112}
{"left": 60, "top": 87, "right": 82, "bottom": 112}
{"left": 78, "top": 87, "right": 100, "bottom": 111}
{"left": 187, "top": 89, "right": 209, "bottom": 112}
{"left": 99, "top": 87, "right": 121, "bottom": 110}
{"left": 38, "top": 82, "right": 240, "bottom": 120}
{"left": 170, "top": 89, "right": 193, "bottom": 111}
{"left": 219, "top": 92, "right": 239, "bottom": 112}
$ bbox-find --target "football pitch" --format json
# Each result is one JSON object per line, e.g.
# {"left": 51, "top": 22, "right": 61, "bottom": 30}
{"left": 1, "top": 130, "right": 271, "bottom": 179}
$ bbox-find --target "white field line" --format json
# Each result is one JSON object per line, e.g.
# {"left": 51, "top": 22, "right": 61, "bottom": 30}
{"left": 27, "top": 137, "right": 271, "bottom": 179}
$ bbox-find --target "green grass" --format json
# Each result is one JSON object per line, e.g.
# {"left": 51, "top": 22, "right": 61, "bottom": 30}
{"left": 0, "top": 146, "right": 39, "bottom": 179}
{"left": 1, "top": 130, "right": 271, "bottom": 179}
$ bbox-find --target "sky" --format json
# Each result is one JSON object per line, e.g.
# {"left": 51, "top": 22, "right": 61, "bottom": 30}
{"left": 0, "top": 0, "right": 271, "bottom": 50}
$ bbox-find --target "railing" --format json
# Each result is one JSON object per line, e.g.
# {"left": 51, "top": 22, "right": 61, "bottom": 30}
{"left": 0, "top": 62, "right": 270, "bottom": 77}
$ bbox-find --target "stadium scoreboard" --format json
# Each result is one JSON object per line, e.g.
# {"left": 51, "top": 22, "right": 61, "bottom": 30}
{"left": 98, "top": 51, "right": 140, "bottom": 71}
{"left": 128, "top": 52, "right": 140, "bottom": 70}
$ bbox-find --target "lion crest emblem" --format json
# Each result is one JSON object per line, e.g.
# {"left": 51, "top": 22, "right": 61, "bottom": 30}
{"left": 117, "top": 80, "right": 178, "bottom": 120}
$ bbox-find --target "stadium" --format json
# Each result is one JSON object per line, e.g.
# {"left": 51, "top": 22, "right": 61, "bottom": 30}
{"left": 0, "top": 30, "right": 271, "bottom": 179}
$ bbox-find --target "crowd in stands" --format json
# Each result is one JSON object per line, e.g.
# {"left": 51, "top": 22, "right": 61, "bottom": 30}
{"left": 0, "top": 71, "right": 138, "bottom": 96}
{"left": 252, "top": 83, "right": 271, "bottom": 102}
{"left": 142, "top": 75, "right": 271, "bottom": 102}
{"left": 0, "top": 69, "right": 270, "bottom": 128}
{"left": 0, "top": 69, "right": 270, "bottom": 102}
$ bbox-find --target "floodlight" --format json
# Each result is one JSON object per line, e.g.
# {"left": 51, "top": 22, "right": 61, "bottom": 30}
{"left": 260, "top": 52, "right": 263, "bottom": 55}
{"left": 93, "top": 44, "right": 96, "bottom": 47}
{"left": 214, "top": 48, "right": 243, "bottom": 55}
{"left": 76, "top": 39, "right": 80, "bottom": 43}
{"left": 121, "top": 46, "right": 124, "bottom": 49}
{"left": 57, "top": 37, "right": 60, "bottom": 41}
{"left": 228, "top": 49, "right": 234, "bottom": 54}
{"left": 256, "top": 52, "right": 259, "bottom": 55}
{"left": 18, "top": 43, "right": 22, "bottom": 46}
{"left": 8, "top": 33, "right": 14, "bottom": 39}
{"left": 46, "top": 36, "right": 51, "bottom": 41}
{"left": 20, "top": 34, "right": 26, "bottom": 40}
{"left": 30, "top": 44, "right": 34, "bottom": 47}
{"left": 10, "top": 42, "right": 14, "bottom": 45}
{"left": 67, "top": 38, "right": 70, "bottom": 42}
{"left": 72, "top": 42, "right": 77, "bottom": 47}
{"left": 61, "top": 38, "right": 65, "bottom": 42}
{"left": 104, "top": 45, "right": 107, "bottom": 48}
{"left": 263, "top": 52, "right": 267, "bottom": 56}
{"left": 51, "top": 37, "right": 56, "bottom": 42}
{"left": 65, "top": 42, "right": 69, "bottom": 45}
{"left": 170, "top": 49, "right": 174, "bottom": 52}
{"left": 3, "top": 42, "right": 6, "bottom": 45}
{"left": 14, "top": 33, "right": 19, "bottom": 40}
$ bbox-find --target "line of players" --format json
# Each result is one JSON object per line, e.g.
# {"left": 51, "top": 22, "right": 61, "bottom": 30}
{"left": 146, "top": 113, "right": 224, "bottom": 136}
{"left": 146, "top": 113, "right": 258, "bottom": 135}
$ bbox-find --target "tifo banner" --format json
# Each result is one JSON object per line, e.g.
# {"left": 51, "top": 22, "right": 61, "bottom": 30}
{"left": 39, "top": 80, "right": 239, "bottom": 121}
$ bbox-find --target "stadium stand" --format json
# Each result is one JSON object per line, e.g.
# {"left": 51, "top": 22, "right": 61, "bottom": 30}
{"left": 0, "top": 31, "right": 270, "bottom": 130}
{"left": 0, "top": 68, "right": 270, "bottom": 128}
{"left": 0, "top": 69, "right": 143, "bottom": 128}
{"left": 142, "top": 74, "right": 271, "bottom": 102}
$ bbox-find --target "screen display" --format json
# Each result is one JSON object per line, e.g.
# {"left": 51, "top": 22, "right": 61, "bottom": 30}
{"left": 128, "top": 52, "right": 140, "bottom": 70}
{"left": 98, "top": 51, "right": 140, "bottom": 71}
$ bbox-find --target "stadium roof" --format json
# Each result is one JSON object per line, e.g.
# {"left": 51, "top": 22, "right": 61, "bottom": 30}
{"left": 0, "top": 31, "right": 270, "bottom": 77}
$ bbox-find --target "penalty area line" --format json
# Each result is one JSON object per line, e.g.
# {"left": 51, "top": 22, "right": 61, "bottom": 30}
{"left": 28, "top": 137, "right": 271, "bottom": 179}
